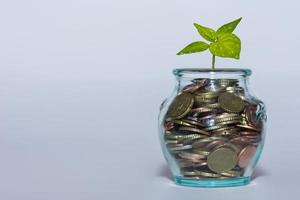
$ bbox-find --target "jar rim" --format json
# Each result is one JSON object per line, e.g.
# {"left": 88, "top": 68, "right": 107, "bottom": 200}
{"left": 173, "top": 68, "right": 252, "bottom": 77}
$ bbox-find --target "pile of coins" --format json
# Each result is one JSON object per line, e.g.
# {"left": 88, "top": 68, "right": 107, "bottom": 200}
{"left": 164, "top": 79, "right": 263, "bottom": 179}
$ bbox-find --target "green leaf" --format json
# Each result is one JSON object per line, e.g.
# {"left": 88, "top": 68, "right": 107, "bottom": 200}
{"left": 177, "top": 41, "right": 209, "bottom": 55}
{"left": 217, "top": 17, "right": 242, "bottom": 35}
{"left": 193, "top": 23, "right": 217, "bottom": 42}
{"left": 209, "top": 33, "right": 241, "bottom": 59}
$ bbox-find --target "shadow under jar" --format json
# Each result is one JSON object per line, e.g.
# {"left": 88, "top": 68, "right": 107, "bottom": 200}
{"left": 158, "top": 68, "right": 267, "bottom": 187}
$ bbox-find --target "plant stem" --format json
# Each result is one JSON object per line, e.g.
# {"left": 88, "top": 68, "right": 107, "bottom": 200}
{"left": 211, "top": 55, "right": 216, "bottom": 70}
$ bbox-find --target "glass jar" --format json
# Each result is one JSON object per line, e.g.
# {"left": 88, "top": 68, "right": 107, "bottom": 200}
{"left": 158, "top": 68, "right": 267, "bottom": 187}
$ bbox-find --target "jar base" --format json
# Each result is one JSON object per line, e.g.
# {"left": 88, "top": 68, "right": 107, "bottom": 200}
{"left": 174, "top": 176, "right": 251, "bottom": 188}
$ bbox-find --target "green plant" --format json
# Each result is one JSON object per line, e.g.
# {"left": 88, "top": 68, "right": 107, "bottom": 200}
{"left": 177, "top": 17, "right": 242, "bottom": 70}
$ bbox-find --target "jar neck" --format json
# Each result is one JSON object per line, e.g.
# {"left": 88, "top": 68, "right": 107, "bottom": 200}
{"left": 173, "top": 68, "right": 252, "bottom": 92}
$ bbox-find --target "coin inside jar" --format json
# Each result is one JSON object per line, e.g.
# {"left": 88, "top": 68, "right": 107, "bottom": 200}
{"left": 218, "top": 92, "right": 245, "bottom": 113}
{"left": 182, "top": 79, "right": 207, "bottom": 93}
{"left": 238, "top": 145, "right": 257, "bottom": 168}
{"left": 207, "top": 147, "right": 238, "bottom": 173}
{"left": 166, "top": 93, "right": 194, "bottom": 119}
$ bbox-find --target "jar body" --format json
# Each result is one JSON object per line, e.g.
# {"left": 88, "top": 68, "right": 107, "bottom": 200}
{"left": 158, "top": 69, "right": 267, "bottom": 187}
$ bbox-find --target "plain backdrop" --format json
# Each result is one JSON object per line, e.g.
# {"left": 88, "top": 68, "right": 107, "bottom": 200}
{"left": 0, "top": 0, "right": 299, "bottom": 199}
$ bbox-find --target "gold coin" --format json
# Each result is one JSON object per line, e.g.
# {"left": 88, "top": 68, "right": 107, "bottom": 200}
{"left": 226, "top": 86, "right": 244, "bottom": 93}
{"left": 190, "top": 107, "right": 215, "bottom": 114}
{"left": 194, "top": 96, "right": 217, "bottom": 104}
{"left": 205, "top": 103, "right": 220, "bottom": 108}
{"left": 194, "top": 91, "right": 219, "bottom": 98}
{"left": 207, "top": 147, "right": 238, "bottom": 173}
{"left": 218, "top": 92, "right": 245, "bottom": 113}
{"left": 167, "top": 93, "right": 194, "bottom": 119}
{"left": 220, "top": 170, "right": 242, "bottom": 177}
{"left": 214, "top": 116, "right": 242, "bottom": 123}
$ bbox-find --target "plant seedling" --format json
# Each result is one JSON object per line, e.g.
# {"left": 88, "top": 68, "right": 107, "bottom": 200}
{"left": 177, "top": 17, "right": 242, "bottom": 70}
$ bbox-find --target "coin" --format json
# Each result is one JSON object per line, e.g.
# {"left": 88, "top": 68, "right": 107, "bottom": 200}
{"left": 230, "top": 136, "right": 251, "bottom": 145}
{"left": 178, "top": 152, "right": 207, "bottom": 160}
{"left": 181, "top": 119, "right": 204, "bottom": 127}
{"left": 190, "top": 107, "right": 215, "bottom": 114}
{"left": 214, "top": 115, "right": 242, "bottom": 123}
{"left": 204, "top": 120, "right": 241, "bottom": 131}
{"left": 221, "top": 142, "right": 241, "bottom": 153}
{"left": 192, "top": 137, "right": 227, "bottom": 148}
{"left": 164, "top": 121, "right": 174, "bottom": 131}
{"left": 218, "top": 92, "right": 245, "bottom": 113}
{"left": 193, "top": 79, "right": 208, "bottom": 85}
{"left": 237, "top": 124, "right": 260, "bottom": 131}
{"left": 177, "top": 159, "right": 207, "bottom": 168}
{"left": 194, "top": 97, "right": 218, "bottom": 105}
{"left": 178, "top": 126, "right": 210, "bottom": 136}
{"left": 173, "top": 119, "right": 195, "bottom": 127}
{"left": 220, "top": 170, "right": 242, "bottom": 177}
{"left": 182, "top": 84, "right": 201, "bottom": 93}
{"left": 192, "top": 149, "right": 210, "bottom": 156}
{"left": 181, "top": 170, "right": 221, "bottom": 178}
{"left": 194, "top": 170, "right": 221, "bottom": 178}
{"left": 192, "top": 140, "right": 211, "bottom": 149}
{"left": 166, "top": 138, "right": 182, "bottom": 143}
{"left": 240, "top": 131, "right": 260, "bottom": 136}
{"left": 181, "top": 171, "right": 198, "bottom": 176}
{"left": 244, "top": 104, "right": 256, "bottom": 118}
{"left": 197, "top": 114, "right": 217, "bottom": 121}
{"left": 212, "top": 127, "right": 240, "bottom": 136}
{"left": 182, "top": 79, "right": 207, "bottom": 93}
{"left": 207, "top": 147, "right": 238, "bottom": 173}
{"left": 165, "top": 133, "right": 207, "bottom": 140}
{"left": 215, "top": 79, "right": 238, "bottom": 86}
{"left": 238, "top": 145, "right": 257, "bottom": 168}
{"left": 165, "top": 130, "right": 172, "bottom": 135}
{"left": 215, "top": 113, "right": 241, "bottom": 120}
{"left": 167, "top": 93, "right": 194, "bottom": 119}
{"left": 201, "top": 136, "right": 228, "bottom": 142}
{"left": 194, "top": 90, "right": 220, "bottom": 98}
{"left": 205, "top": 140, "right": 226, "bottom": 150}
{"left": 182, "top": 135, "right": 207, "bottom": 145}
{"left": 168, "top": 144, "right": 193, "bottom": 151}
{"left": 226, "top": 86, "right": 245, "bottom": 94}
{"left": 205, "top": 103, "right": 220, "bottom": 109}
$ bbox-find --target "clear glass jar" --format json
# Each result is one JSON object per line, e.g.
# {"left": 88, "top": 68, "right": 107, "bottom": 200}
{"left": 158, "top": 68, "right": 267, "bottom": 187}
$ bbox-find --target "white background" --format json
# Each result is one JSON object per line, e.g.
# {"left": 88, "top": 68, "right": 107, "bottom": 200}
{"left": 0, "top": 0, "right": 300, "bottom": 199}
